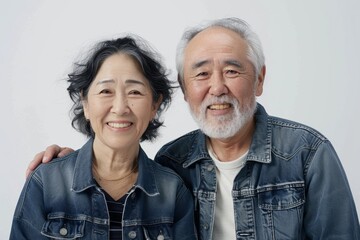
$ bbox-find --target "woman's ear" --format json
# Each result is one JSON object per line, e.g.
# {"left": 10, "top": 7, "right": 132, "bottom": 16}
{"left": 151, "top": 95, "right": 163, "bottom": 119}
{"left": 83, "top": 101, "right": 89, "bottom": 120}
{"left": 81, "top": 92, "right": 89, "bottom": 120}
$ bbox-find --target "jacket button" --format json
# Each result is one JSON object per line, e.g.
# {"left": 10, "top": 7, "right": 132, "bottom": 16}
{"left": 207, "top": 164, "right": 214, "bottom": 171}
{"left": 203, "top": 223, "right": 209, "bottom": 230}
{"left": 59, "top": 227, "right": 68, "bottom": 236}
{"left": 128, "top": 231, "right": 137, "bottom": 239}
{"left": 157, "top": 234, "right": 164, "bottom": 240}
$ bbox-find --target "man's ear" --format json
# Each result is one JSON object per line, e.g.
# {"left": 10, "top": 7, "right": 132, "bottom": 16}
{"left": 178, "top": 74, "right": 188, "bottom": 102}
{"left": 255, "top": 66, "right": 266, "bottom": 97}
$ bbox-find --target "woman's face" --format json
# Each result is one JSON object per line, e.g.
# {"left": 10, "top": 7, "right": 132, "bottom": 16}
{"left": 83, "top": 53, "right": 159, "bottom": 151}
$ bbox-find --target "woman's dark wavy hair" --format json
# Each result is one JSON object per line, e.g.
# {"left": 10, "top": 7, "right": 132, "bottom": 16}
{"left": 67, "top": 35, "right": 174, "bottom": 142}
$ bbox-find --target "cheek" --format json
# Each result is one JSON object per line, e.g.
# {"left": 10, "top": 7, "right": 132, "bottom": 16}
{"left": 86, "top": 101, "right": 108, "bottom": 118}
{"left": 131, "top": 100, "right": 155, "bottom": 120}
{"left": 229, "top": 82, "right": 255, "bottom": 99}
{"left": 184, "top": 83, "right": 207, "bottom": 104}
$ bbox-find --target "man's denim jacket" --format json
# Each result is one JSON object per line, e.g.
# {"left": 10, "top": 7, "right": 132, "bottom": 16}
{"left": 155, "top": 103, "right": 360, "bottom": 240}
{"left": 11, "top": 139, "right": 197, "bottom": 240}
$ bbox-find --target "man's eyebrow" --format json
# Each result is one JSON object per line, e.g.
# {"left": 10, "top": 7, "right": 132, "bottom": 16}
{"left": 224, "top": 59, "right": 245, "bottom": 69}
{"left": 191, "top": 59, "right": 245, "bottom": 69}
{"left": 191, "top": 60, "right": 210, "bottom": 70}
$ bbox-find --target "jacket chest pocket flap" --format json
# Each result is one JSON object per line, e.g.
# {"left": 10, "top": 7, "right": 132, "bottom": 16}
{"left": 41, "top": 215, "right": 85, "bottom": 239}
{"left": 258, "top": 183, "right": 305, "bottom": 211}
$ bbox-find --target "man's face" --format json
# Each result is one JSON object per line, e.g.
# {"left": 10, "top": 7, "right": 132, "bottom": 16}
{"left": 182, "top": 27, "right": 264, "bottom": 139}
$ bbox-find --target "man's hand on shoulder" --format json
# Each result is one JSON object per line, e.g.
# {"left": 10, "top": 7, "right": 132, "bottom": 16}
{"left": 26, "top": 145, "right": 74, "bottom": 178}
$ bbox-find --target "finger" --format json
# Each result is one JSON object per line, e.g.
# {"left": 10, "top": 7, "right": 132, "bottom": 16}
{"left": 43, "top": 144, "right": 62, "bottom": 162}
{"left": 58, "top": 147, "right": 74, "bottom": 158}
{"left": 26, "top": 151, "right": 45, "bottom": 178}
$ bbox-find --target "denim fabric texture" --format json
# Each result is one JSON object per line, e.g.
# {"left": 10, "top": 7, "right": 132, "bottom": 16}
{"left": 155, "top": 103, "right": 360, "bottom": 240}
{"left": 11, "top": 139, "right": 197, "bottom": 240}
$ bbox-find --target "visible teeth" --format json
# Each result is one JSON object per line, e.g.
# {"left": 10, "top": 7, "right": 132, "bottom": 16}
{"left": 208, "top": 104, "right": 231, "bottom": 110}
{"left": 108, "top": 122, "right": 131, "bottom": 128}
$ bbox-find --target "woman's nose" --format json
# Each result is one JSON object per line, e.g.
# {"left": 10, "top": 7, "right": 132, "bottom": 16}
{"left": 111, "top": 93, "right": 130, "bottom": 115}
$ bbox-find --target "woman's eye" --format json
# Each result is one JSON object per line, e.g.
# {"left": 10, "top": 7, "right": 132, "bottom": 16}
{"left": 129, "top": 90, "right": 142, "bottom": 95}
{"left": 99, "top": 89, "right": 112, "bottom": 94}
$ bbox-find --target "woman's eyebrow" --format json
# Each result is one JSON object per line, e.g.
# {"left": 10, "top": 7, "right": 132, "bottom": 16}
{"left": 125, "top": 79, "right": 145, "bottom": 86}
{"left": 96, "top": 79, "right": 115, "bottom": 85}
{"left": 95, "top": 79, "right": 146, "bottom": 86}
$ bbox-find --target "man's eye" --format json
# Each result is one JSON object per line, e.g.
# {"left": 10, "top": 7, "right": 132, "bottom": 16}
{"left": 196, "top": 72, "right": 208, "bottom": 77}
{"left": 226, "top": 70, "right": 238, "bottom": 74}
{"left": 195, "top": 72, "right": 209, "bottom": 79}
{"left": 225, "top": 70, "right": 240, "bottom": 77}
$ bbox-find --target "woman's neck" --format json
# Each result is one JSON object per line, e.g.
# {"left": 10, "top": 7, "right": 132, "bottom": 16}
{"left": 91, "top": 139, "right": 139, "bottom": 201}
{"left": 92, "top": 138, "right": 139, "bottom": 174}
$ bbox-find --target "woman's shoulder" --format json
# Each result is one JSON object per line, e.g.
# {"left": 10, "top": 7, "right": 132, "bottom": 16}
{"left": 31, "top": 150, "right": 80, "bottom": 177}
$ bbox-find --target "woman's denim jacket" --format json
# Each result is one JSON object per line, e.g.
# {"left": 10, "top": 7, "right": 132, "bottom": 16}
{"left": 155, "top": 103, "right": 360, "bottom": 240}
{"left": 11, "top": 139, "right": 197, "bottom": 240}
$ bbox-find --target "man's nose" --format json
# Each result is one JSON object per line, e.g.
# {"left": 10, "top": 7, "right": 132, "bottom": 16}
{"left": 208, "top": 72, "right": 228, "bottom": 96}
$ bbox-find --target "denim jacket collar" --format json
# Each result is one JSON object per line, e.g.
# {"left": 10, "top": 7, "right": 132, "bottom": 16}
{"left": 134, "top": 147, "right": 160, "bottom": 196}
{"left": 182, "top": 103, "right": 272, "bottom": 168}
{"left": 247, "top": 103, "right": 272, "bottom": 164}
{"left": 72, "top": 139, "right": 97, "bottom": 192}
{"left": 71, "top": 138, "right": 159, "bottom": 196}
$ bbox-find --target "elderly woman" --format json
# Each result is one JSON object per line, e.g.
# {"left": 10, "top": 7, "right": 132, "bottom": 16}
{"left": 10, "top": 36, "right": 197, "bottom": 240}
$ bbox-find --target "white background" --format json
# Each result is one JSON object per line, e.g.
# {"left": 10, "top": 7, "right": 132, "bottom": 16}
{"left": 1, "top": 0, "right": 359, "bottom": 238}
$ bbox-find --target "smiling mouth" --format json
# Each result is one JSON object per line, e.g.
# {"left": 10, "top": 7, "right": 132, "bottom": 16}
{"left": 107, "top": 122, "right": 132, "bottom": 128}
{"left": 208, "top": 103, "right": 232, "bottom": 110}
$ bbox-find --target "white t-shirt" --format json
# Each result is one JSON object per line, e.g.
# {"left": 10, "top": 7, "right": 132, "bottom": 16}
{"left": 208, "top": 144, "right": 248, "bottom": 240}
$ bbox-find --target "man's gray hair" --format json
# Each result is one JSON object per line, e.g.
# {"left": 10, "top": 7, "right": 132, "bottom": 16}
{"left": 176, "top": 17, "right": 265, "bottom": 91}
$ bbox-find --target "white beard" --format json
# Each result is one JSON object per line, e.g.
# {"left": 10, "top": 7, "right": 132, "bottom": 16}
{"left": 189, "top": 95, "right": 257, "bottom": 139}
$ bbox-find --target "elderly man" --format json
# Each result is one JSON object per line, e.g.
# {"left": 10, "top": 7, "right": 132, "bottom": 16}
{"left": 27, "top": 18, "right": 360, "bottom": 239}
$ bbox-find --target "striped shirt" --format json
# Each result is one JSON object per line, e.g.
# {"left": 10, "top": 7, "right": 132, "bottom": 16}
{"left": 102, "top": 189, "right": 133, "bottom": 240}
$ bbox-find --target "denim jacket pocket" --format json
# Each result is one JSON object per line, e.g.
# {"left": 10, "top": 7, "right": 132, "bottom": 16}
{"left": 257, "top": 182, "right": 305, "bottom": 239}
{"left": 41, "top": 213, "right": 85, "bottom": 239}
{"left": 258, "top": 182, "right": 305, "bottom": 210}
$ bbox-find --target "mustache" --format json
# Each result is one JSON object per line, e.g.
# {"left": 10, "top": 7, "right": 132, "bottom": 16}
{"left": 200, "top": 95, "right": 239, "bottom": 110}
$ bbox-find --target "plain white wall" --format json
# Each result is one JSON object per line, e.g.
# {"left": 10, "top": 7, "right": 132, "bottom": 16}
{"left": 1, "top": 0, "right": 359, "bottom": 238}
